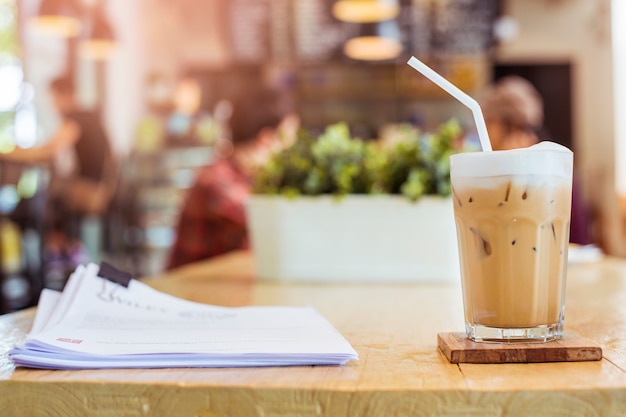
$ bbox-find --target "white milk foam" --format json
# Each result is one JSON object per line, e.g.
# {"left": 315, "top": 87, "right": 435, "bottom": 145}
{"left": 450, "top": 141, "right": 573, "bottom": 179}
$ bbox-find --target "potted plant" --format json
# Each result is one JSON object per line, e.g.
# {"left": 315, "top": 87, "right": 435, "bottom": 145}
{"left": 246, "top": 120, "right": 464, "bottom": 283}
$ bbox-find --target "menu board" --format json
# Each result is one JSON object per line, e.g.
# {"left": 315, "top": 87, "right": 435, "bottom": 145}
{"left": 228, "top": 0, "right": 348, "bottom": 63}
{"left": 430, "top": 0, "right": 500, "bottom": 55}
{"left": 228, "top": 0, "right": 272, "bottom": 63}
{"left": 269, "top": 0, "right": 293, "bottom": 61}
{"left": 293, "top": 0, "right": 349, "bottom": 62}
{"left": 226, "top": 0, "right": 500, "bottom": 64}
{"left": 400, "top": 1, "right": 431, "bottom": 56}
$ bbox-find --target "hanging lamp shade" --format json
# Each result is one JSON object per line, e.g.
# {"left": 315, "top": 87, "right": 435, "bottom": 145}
{"left": 344, "top": 36, "right": 402, "bottom": 61}
{"left": 78, "top": 7, "right": 116, "bottom": 60}
{"left": 343, "top": 20, "right": 403, "bottom": 61}
{"left": 29, "top": 0, "right": 83, "bottom": 38}
{"left": 332, "top": 0, "right": 400, "bottom": 23}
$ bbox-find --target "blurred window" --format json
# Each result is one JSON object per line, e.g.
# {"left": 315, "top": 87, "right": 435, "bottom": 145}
{"left": 613, "top": 0, "right": 626, "bottom": 196}
{"left": 1, "top": 0, "right": 37, "bottom": 154}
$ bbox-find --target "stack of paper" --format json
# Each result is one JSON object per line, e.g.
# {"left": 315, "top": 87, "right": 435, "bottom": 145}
{"left": 10, "top": 263, "right": 358, "bottom": 369}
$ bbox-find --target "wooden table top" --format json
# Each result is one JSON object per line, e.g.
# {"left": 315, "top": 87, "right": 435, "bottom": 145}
{"left": 2, "top": 250, "right": 626, "bottom": 416}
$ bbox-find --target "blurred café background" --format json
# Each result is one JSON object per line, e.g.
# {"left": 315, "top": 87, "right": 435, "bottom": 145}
{"left": 0, "top": 0, "right": 623, "bottom": 313}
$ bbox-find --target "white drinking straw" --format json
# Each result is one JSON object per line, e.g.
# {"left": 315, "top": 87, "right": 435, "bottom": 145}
{"left": 407, "top": 56, "right": 492, "bottom": 152}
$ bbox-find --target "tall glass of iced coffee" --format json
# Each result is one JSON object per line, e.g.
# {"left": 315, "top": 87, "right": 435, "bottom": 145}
{"left": 450, "top": 142, "right": 573, "bottom": 342}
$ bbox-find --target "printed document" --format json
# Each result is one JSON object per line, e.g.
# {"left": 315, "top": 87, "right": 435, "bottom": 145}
{"left": 10, "top": 264, "right": 358, "bottom": 369}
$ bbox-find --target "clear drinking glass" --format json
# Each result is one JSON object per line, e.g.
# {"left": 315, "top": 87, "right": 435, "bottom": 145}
{"left": 450, "top": 143, "right": 573, "bottom": 342}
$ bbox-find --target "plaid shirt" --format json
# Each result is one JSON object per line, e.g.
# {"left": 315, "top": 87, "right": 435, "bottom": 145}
{"left": 167, "top": 159, "right": 250, "bottom": 270}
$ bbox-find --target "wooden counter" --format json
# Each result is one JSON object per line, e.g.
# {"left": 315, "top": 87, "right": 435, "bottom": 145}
{"left": 2, "top": 251, "right": 626, "bottom": 416}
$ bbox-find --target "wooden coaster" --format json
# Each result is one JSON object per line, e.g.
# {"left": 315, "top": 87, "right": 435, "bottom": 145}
{"left": 438, "top": 332, "right": 602, "bottom": 364}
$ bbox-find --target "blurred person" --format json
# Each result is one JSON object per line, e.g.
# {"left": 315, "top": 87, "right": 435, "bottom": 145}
{"left": 166, "top": 86, "right": 297, "bottom": 270}
{"left": 0, "top": 74, "right": 114, "bottom": 269}
{"left": 165, "top": 76, "right": 203, "bottom": 144}
{"left": 480, "top": 75, "right": 544, "bottom": 150}
{"left": 479, "top": 76, "right": 592, "bottom": 245}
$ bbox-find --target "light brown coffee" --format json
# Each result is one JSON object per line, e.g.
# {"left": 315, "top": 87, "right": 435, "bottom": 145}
{"left": 452, "top": 175, "right": 571, "bottom": 328}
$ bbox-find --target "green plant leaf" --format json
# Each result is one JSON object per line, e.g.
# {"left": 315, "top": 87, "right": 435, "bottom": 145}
{"left": 253, "top": 119, "right": 464, "bottom": 201}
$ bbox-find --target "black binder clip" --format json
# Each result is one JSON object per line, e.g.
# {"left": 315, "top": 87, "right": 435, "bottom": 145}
{"left": 98, "top": 262, "right": 133, "bottom": 288}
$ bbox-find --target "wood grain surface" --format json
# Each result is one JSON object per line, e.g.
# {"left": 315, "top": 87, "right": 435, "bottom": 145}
{"left": 2, "top": 251, "right": 626, "bottom": 417}
{"left": 438, "top": 332, "right": 603, "bottom": 363}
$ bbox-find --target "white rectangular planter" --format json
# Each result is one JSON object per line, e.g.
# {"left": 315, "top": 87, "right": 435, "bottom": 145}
{"left": 246, "top": 195, "right": 460, "bottom": 283}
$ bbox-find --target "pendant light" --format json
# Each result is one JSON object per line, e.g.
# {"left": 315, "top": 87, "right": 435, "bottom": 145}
{"left": 333, "top": 1, "right": 403, "bottom": 61}
{"left": 29, "top": 0, "right": 83, "bottom": 38}
{"left": 78, "top": 5, "right": 116, "bottom": 60}
{"left": 332, "top": 0, "right": 400, "bottom": 23}
{"left": 343, "top": 20, "right": 403, "bottom": 61}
